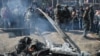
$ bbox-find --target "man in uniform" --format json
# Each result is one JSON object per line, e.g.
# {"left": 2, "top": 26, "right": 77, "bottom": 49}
{"left": 54, "top": 4, "right": 62, "bottom": 28}
{"left": 83, "top": 6, "right": 91, "bottom": 37}
{"left": 62, "top": 5, "right": 71, "bottom": 31}
{"left": 89, "top": 5, "right": 95, "bottom": 32}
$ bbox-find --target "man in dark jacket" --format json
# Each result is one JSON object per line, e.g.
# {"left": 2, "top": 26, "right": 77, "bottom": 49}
{"left": 54, "top": 4, "right": 62, "bottom": 27}
{"left": 89, "top": 5, "right": 95, "bottom": 32}
{"left": 79, "top": 6, "right": 84, "bottom": 29}
{"left": 63, "top": 5, "right": 71, "bottom": 23}
{"left": 62, "top": 5, "right": 71, "bottom": 30}
{"left": 83, "top": 6, "right": 91, "bottom": 37}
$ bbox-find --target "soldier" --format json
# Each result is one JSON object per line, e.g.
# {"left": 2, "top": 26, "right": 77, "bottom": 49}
{"left": 79, "top": 6, "right": 84, "bottom": 29}
{"left": 25, "top": 6, "right": 34, "bottom": 21}
{"left": 83, "top": 6, "right": 91, "bottom": 37}
{"left": 62, "top": 5, "right": 71, "bottom": 31}
{"left": 63, "top": 5, "right": 71, "bottom": 23}
{"left": 95, "top": 11, "right": 100, "bottom": 36}
{"left": 94, "top": 11, "right": 99, "bottom": 34}
{"left": 98, "top": 17, "right": 100, "bottom": 37}
{"left": 54, "top": 4, "right": 62, "bottom": 27}
{"left": 24, "top": 6, "right": 34, "bottom": 35}
{"left": 89, "top": 5, "right": 95, "bottom": 32}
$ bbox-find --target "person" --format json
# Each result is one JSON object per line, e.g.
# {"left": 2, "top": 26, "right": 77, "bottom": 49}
{"left": 54, "top": 4, "right": 62, "bottom": 28}
{"left": 25, "top": 6, "right": 34, "bottom": 21}
{"left": 98, "top": 17, "right": 100, "bottom": 37}
{"left": 71, "top": 7, "right": 77, "bottom": 30}
{"left": 46, "top": 6, "right": 53, "bottom": 17}
{"left": 95, "top": 11, "right": 100, "bottom": 36}
{"left": 63, "top": 5, "right": 71, "bottom": 23}
{"left": 78, "top": 6, "right": 84, "bottom": 29}
{"left": 0, "top": 5, "right": 12, "bottom": 28}
{"left": 62, "top": 5, "right": 71, "bottom": 31}
{"left": 83, "top": 6, "right": 91, "bottom": 37}
{"left": 89, "top": 5, "right": 95, "bottom": 32}
{"left": 94, "top": 11, "right": 99, "bottom": 34}
{"left": 24, "top": 6, "right": 34, "bottom": 35}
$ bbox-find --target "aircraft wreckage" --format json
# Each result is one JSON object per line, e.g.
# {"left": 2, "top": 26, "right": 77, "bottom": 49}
{"left": 0, "top": 8, "right": 93, "bottom": 56}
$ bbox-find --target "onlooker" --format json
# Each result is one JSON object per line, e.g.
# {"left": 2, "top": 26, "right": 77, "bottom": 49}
{"left": 89, "top": 5, "right": 95, "bottom": 32}
{"left": 62, "top": 5, "right": 71, "bottom": 31}
{"left": 71, "top": 7, "right": 78, "bottom": 30}
{"left": 78, "top": 6, "right": 84, "bottom": 30}
{"left": 83, "top": 6, "right": 91, "bottom": 37}
{"left": 0, "top": 5, "right": 12, "bottom": 28}
{"left": 94, "top": 11, "right": 100, "bottom": 34}
{"left": 54, "top": 4, "right": 62, "bottom": 27}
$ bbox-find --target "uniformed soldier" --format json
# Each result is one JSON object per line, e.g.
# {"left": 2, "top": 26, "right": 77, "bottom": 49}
{"left": 83, "top": 6, "right": 91, "bottom": 37}
{"left": 89, "top": 5, "right": 95, "bottom": 32}
{"left": 54, "top": 4, "right": 62, "bottom": 27}
{"left": 94, "top": 11, "right": 99, "bottom": 34}
{"left": 62, "top": 5, "right": 71, "bottom": 30}
{"left": 63, "top": 5, "right": 71, "bottom": 23}
{"left": 25, "top": 6, "right": 34, "bottom": 21}
{"left": 24, "top": 6, "right": 35, "bottom": 35}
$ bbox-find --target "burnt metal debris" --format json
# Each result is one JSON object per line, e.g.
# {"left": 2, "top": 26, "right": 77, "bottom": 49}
{"left": 2, "top": 36, "right": 90, "bottom": 56}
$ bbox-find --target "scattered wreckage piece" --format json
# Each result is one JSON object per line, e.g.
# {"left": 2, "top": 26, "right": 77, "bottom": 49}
{"left": 1, "top": 36, "right": 91, "bottom": 56}
{"left": 36, "top": 8, "right": 91, "bottom": 56}
{"left": 37, "top": 8, "right": 80, "bottom": 53}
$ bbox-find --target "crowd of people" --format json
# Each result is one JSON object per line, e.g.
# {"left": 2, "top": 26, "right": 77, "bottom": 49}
{"left": 52, "top": 4, "right": 100, "bottom": 37}
{"left": 0, "top": 2, "right": 100, "bottom": 37}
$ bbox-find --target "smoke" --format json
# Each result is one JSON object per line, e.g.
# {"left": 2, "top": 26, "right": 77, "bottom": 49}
{"left": 7, "top": 0, "right": 27, "bottom": 15}
{"left": 1, "top": 0, "right": 54, "bottom": 36}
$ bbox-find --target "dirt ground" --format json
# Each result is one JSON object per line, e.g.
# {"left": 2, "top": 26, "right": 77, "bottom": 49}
{"left": 0, "top": 30, "right": 100, "bottom": 56}
{"left": 66, "top": 30, "right": 100, "bottom": 56}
